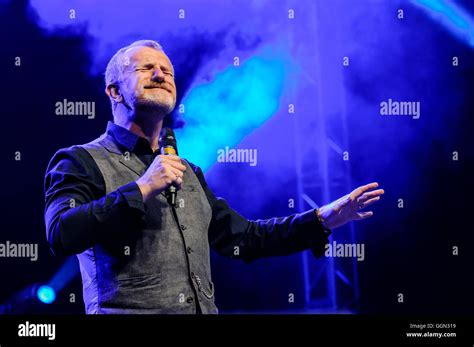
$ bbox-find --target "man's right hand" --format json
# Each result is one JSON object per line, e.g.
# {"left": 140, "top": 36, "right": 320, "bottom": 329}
{"left": 136, "top": 155, "right": 187, "bottom": 203}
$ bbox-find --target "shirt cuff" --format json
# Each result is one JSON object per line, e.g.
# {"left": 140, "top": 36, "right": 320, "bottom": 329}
{"left": 300, "top": 209, "right": 331, "bottom": 258}
{"left": 300, "top": 208, "right": 332, "bottom": 237}
{"left": 118, "top": 182, "right": 146, "bottom": 213}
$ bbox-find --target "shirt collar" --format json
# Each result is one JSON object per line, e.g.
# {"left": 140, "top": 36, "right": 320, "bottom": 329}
{"left": 106, "top": 121, "right": 158, "bottom": 155}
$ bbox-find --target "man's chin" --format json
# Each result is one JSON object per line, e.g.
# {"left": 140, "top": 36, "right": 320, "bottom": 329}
{"left": 135, "top": 99, "right": 175, "bottom": 115}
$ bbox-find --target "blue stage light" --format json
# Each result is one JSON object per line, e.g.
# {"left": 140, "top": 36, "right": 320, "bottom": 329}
{"left": 36, "top": 285, "right": 56, "bottom": 304}
{"left": 176, "top": 55, "right": 286, "bottom": 172}
{"left": 413, "top": 0, "right": 474, "bottom": 47}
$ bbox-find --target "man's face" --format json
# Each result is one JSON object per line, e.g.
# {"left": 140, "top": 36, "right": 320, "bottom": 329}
{"left": 119, "top": 46, "right": 176, "bottom": 115}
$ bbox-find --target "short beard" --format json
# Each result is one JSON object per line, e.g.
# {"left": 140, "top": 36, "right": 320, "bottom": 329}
{"left": 133, "top": 94, "right": 176, "bottom": 116}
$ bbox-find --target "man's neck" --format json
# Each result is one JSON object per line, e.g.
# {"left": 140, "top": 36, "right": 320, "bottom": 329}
{"left": 114, "top": 111, "right": 164, "bottom": 151}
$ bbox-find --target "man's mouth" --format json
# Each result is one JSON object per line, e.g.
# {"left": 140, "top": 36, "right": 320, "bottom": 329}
{"left": 145, "top": 85, "right": 171, "bottom": 93}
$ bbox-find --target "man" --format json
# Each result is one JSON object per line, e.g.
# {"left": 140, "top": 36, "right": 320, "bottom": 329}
{"left": 44, "top": 40, "right": 384, "bottom": 314}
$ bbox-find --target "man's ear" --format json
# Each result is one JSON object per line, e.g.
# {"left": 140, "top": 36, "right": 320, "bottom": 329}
{"left": 105, "top": 84, "right": 122, "bottom": 103}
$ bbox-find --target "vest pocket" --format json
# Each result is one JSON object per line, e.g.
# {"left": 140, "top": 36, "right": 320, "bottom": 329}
{"left": 180, "top": 184, "right": 199, "bottom": 193}
{"left": 100, "top": 273, "right": 164, "bottom": 309}
{"left": 116, "top": 273, "right": 162, "bottom": 289}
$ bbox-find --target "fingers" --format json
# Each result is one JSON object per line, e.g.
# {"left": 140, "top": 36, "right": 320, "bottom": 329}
{"left": 358, "top": 196, "right": 380, "bottom": 209}
{"left": 159, "top": 154, "right": 181, "bottom": 162}
{"left": 157, "top": 155, "right": 187, "bottom": 172}
{"left": 168, "top": 166, "right": 184, "bottom": 188}
{"left": 359, "top": 189, "right": 385, "bottom": 201}
{"left": 355, "top": 211, "right": 373, "bottom": 220}
{"left": 352, "top": 182, "right": 379, "bottom": 199}
{"left": 166, "top": 157, "right": 187, "bottom": 172}
{"left": 357, "top": 189, "right": 384, "bottom": 204}
{"left": 140, "top": 155, "right": 187, "bottom": 198}
{"left": 169, "top": 166, "right": 184, "bottom": 180}
{"left": 155, "top": 155, "right": 186, "bottom": 189}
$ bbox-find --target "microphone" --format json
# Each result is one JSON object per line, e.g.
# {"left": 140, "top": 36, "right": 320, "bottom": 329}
{"left": 159, "top": 127, "right": 178, "bottom": 206}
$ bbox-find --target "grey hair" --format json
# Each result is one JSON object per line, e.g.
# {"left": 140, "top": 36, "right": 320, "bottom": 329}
{"left": 104, "top": 40, "right": 167, "bottom": 109}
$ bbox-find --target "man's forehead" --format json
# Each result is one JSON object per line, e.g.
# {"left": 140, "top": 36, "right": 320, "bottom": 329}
{"left": 125, "top": 46, "right": 172, "bottom": 66}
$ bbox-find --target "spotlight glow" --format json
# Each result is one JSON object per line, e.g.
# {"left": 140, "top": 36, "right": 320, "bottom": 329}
{"left": 36, "top": 285, "right": 56, "bottom": 304}
{"left": 176, "top": 55, "right": 286, "bottom": 172}
{"left": 413, "top": 0, "right": 474, "bottom": 47}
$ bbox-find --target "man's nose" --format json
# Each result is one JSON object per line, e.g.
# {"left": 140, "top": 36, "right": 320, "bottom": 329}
{"left": 151, "top": 68, "right": 165, "bottom": 82}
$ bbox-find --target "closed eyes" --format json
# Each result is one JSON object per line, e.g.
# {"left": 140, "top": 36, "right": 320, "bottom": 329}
{"left": 136, "top": 64, "right": 173, "bottom": 76}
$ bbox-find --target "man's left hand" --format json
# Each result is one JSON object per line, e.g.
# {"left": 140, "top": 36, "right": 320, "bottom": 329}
{"left": 316, "top": 182, "right": 384, "bottom": 230}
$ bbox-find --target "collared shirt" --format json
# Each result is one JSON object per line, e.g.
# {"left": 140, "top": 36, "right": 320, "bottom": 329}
{"left": 44, "top": 121, "right": 330, "bottom": 259}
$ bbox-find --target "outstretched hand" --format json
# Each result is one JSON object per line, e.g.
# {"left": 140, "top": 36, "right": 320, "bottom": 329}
{"left": 317, "top": 182, "right": 384, "bottom": 230}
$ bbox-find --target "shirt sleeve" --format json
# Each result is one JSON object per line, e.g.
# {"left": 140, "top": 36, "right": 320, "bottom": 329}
{"left": 44, "top": 146, "right": 146, "bottom": 256}
{"left": 189, "top": 163, "right": 331, "bottom": 262}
